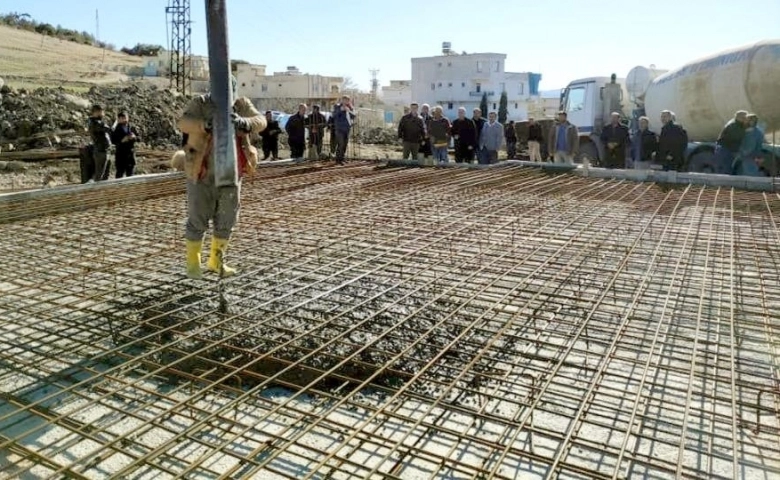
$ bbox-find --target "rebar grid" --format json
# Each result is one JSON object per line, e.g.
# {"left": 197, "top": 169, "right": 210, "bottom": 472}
{"left": 0, "top": 164, "right": 779, "bottom": 480}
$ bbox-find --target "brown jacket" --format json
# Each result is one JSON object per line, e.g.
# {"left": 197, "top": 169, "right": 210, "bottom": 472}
{"left": 547, "top": 121, "right": 580, "bottom": 156}
{"left": 172, "top": 95, "right": 266, "bottom": 180}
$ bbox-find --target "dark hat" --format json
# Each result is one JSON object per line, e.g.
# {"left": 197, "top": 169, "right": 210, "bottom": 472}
{"left": 312, "top": 104, "right": 320, "bottom": 110}
{"left": 265, "top": 110, "right": 272, "bottom": 115}
{"left": 91, "top": 104, "right": 103, "bottom": 112}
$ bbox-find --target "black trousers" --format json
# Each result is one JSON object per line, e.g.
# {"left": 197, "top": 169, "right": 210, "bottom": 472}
{"left": 289, "top": 138, "right": 305, "bottom": 159}
{"left": 455, "top": 143, "right": 475, "bottom": 163}
{"left": 262, "top": 138, "right": 279, "bottom": 159}
{"left": 604, "top": 150, "right": 625, "bottom": 169}
{"left": 115, "top": 151, "right": 136, "bottom": 178}
{"left": 335, "top": 131, "right": 349, "bottom": 163}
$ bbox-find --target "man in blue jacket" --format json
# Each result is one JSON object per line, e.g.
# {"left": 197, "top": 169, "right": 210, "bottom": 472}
{"left": 332, "top": 95, "right": 356, "bottom": 165}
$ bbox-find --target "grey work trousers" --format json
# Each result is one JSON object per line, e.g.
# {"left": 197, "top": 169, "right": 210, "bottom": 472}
{"left": 185, "top": 179, "right": 241, "bottom": 241}
{"left": 402, "top": 141, "right": 420, "bottom": 160}
{"left": 93, "top": 149, "right": 112, "bottom": 182}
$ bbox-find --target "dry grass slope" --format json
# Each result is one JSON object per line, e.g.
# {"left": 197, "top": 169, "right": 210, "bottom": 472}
{"left": 0, "top": 25, "right": 144, "bottom": 89}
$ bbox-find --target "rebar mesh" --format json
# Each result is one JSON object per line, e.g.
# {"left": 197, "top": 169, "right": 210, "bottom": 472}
{"left": 0, "top": 163, "right": 779, "bottom": 480}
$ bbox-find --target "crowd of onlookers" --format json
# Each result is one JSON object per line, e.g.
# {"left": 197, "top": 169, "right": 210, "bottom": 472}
{"left": 394, "top": 101, "right": 767, "bottom": 175}
{"left": 259, "top": 95, "right": 357, "bottom": 165}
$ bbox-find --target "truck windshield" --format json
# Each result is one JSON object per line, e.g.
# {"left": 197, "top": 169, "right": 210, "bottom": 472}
{"left": 566, "top": 86, "right": 586, "bottom": 113}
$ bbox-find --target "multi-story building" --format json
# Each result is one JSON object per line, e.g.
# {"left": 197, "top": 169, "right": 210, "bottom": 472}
{"left": 234, "top": 64, "right": 344, "bottom": 110}
{"left": 381, "top": 80, "right": 412, "bottom": 108}
{"left": 411, "top": 43, "right": 542, "bottom": 121}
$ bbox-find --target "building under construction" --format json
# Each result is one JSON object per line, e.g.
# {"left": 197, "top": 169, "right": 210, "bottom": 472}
{"left": 0, "top": 162, "right": 778, "bottom": 479}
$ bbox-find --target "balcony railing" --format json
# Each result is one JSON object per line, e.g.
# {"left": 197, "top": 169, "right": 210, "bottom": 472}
{"left": 469, "top": 91, "right": 495, "bottom": 97}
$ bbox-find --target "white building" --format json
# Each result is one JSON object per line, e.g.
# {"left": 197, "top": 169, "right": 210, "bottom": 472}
{"left": 411, "top": 43, "right": 542, "bottom": 121}
{"left": 380, "top": 80, "right": 412, "bottom": 108}
{"left": 234, "top": 64, "right": 344, "bottom": 107}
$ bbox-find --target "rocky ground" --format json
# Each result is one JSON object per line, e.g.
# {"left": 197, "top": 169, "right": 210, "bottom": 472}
{"left": 0, "top": 82, "right": 189, "bottom": 151}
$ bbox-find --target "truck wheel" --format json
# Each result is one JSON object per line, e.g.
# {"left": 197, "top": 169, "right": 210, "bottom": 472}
{"left": 688, "top": 150, "right": 714, "bottom": 173}
{"left": 577, "top": 142, "right": 599, "bottom": 167}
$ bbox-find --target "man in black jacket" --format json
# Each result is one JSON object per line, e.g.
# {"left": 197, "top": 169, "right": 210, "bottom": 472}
{"left": 110, "top": 111, "right": 138, "bottom": 178}
{"left": 527, "top": 117, "right": 544, "bottom": 162}
{"left": 472, "top": 108, "right": 487, "bottom": 163}
{"left": 397, "top": 102, "right": 425, "bottom": 160}
{"left": 505, "top": 120, "right": 517, "bottom": 159}
{"left": 451, "top": 107, "right": 477, "bottom": 163}
{"left": 600, "top": 112, "right": 630, "bottom": 169}
{"left": 259, "top": 110, "right": 281, "bottom": 160}
{"left": 630, "top": 116, "right": 657, "bottom": 169}
{"left": 713, "top": 110, "right": 747, "bottom": 174}
{"left": 306, "top": 105, "right": 327, "bottom": 158}
{"left": 87, "top": 104, "right": 113, "bottom": 182}
{"left": 285, "top": 104, "right": 307, "bottom": 160}
{"left": 658, "top": 110, "right": 688, "bottom": 171}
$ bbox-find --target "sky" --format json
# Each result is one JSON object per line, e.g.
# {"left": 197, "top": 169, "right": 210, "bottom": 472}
{"left": 4, "top": 0, "right": 780, "bottom": 91}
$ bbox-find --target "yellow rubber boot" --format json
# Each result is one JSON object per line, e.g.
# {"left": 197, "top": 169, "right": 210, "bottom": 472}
{"left": 185, "top": 239, "right": 203, "bottom": 280}
{"left": 206, "top": 237, "right": 237, "bottom": 277}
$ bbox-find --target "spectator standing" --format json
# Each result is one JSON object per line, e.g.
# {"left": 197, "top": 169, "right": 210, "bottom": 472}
{"left": 259, "top": 110, "right": 281, "bottom": 160}
{"left": 472, "top": 108, "right": 487, "bottom": 162}
{"left": 332, "top": 95, "right": 356, "bottom": 165}
{"left": 504, "top": 120, "right": 517, "bottom": 159}
{"left": 713, "top": 110, "right": 748, "bottom": 174}
{"left": 397, "top": 102, "right": 425, "bottom": 160}
{"left": 306, "top": 105, "right": 327, "bottom": 158}
{"left": 451, "top": 107, "right": 478, "bottom": 163}
{"left": 527, "top": 117, "right": 543, "bottom": 162}
{"left": 479, "top": 112, "right": 503, "bottom": 165}
{"left": 285, "top": 104, "right": 307, "bottom": 160}
{"left": 657, "top": 110, "right": 688, "bottom": 171}
{"left": 734, "top": 113, "right": 764, "bottom": 176}
{"left": 110, "top": 111, "right": 138, "bottom": 178}
{"left": 600, "top": 112, "right": 630, "bottom": 168}
{"left": 87, "top": 104, "right": 113, "bottom": 182}
{"left": 428, "top": 106, "right": 452, "bottom": 164}
{"left": 419, "top": 104, "right": 432, "bottom": 160}
{"left": 547, "top": 111, "right": 579, "bottom": 164}
{"left": 631, "top": 116, "right": 657, "bottom": 170}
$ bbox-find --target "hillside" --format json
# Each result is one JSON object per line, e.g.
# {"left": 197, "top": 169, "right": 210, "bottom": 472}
{"left": 0, "top": 25, "right": 145, "bottom": 90}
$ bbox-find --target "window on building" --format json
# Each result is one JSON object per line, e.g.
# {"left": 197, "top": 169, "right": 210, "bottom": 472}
{"left": 278, "top": 84, "right": 282, "bottom": 87}
{"left": 461, "top": 82, "right": 466, "bottom": 87}
{"left": 495, "top": 61, "right": 500, "bottom": 72}
{"left": 447, "top": 62, "right": 452, "bottom": 67}
{"left": 476, "top": 61, "right": 483, "bottom": 72}
{"left": 261, "top": 84, "right": 268, "bottom": 92}
{"left": 519, "top": 83, "right": 524, "bottom": 95}
{"left": 476, "top": 83, "right": 481, "bottom": 93}
{"left": 438, "top": 82, "right": 442, "bottom": 87}
{"left": 438, "top": 62, "right": 442, "bottom": 67}
{"left": 493, "top": 103, "right": 497, "bottom": 110}
{"left": 241, "top": 82, "right": 246, "bottom": 87}
{"left": 448, "top": 82, "right": 452, "bottom": 87}
{"left": 431, "top": 83, "right": 435, "bottom": 90}
{"left": 447, "top": 102, "right": 453, "bottom": 110}
{"left": 514, "top": 103, "right": 518, "bottom": 109}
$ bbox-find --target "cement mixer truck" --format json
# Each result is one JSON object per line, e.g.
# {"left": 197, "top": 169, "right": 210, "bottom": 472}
{"left": 560, "top": 40, "right": 780, "bottom": 175}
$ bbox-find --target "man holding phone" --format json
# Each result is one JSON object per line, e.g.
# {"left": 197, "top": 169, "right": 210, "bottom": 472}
{"left": 332, "top": 95, "right": 356, "bottom": 165}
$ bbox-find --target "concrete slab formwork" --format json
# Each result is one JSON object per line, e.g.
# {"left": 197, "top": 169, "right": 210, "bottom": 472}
{"left": 0, "top": 162, "right": 779, "bottom": 479}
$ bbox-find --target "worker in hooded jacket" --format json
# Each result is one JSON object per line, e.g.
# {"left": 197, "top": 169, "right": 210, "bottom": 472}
{"left": 171, "top": 75, "right": 266, "bottom": 279}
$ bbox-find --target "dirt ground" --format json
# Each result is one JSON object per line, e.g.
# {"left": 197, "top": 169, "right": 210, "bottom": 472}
{"left": 0, "top": 144, "right": 404, "bottom": 193}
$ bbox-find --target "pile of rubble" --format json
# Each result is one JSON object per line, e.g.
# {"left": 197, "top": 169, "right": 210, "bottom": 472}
{"left": 356, "top": 126, "right": 398, "bottom": 145}
{"left": 0, "top": 82, "right": 190, "bottom": 151}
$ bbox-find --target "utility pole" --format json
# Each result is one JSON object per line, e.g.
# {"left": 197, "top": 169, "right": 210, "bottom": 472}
{"left": 369, "top": 68, "right": 380, "bottom": 110}
{"left": 166, "top": 0, "right": 193, "bottom": 95}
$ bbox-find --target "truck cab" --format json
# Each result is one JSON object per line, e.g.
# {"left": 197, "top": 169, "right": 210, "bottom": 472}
{"left": 560, "top": 77, "right": 629, "bottom": 165}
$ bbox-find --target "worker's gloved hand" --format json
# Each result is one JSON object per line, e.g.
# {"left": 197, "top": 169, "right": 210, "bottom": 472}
{"left": 231, "top": 113, "right": 251, "bottom": 132}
